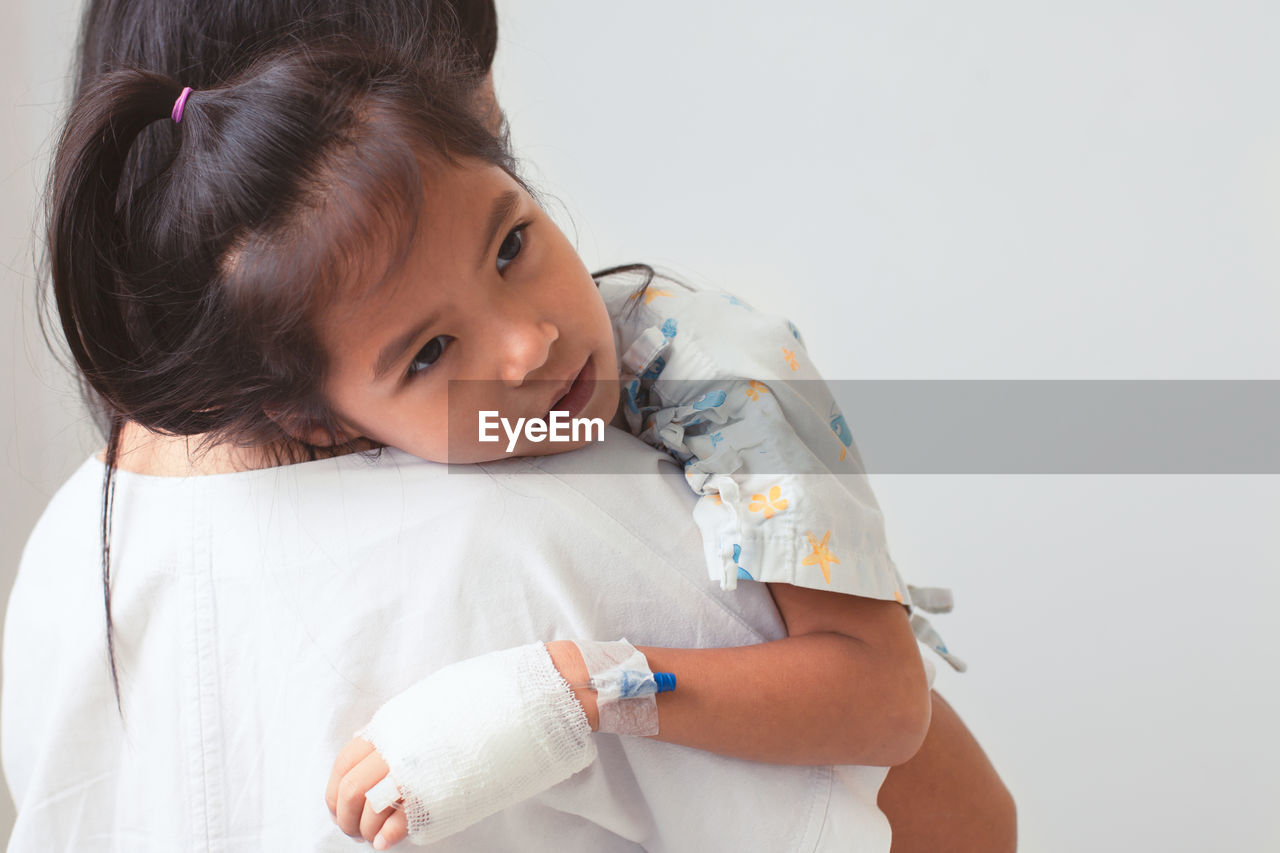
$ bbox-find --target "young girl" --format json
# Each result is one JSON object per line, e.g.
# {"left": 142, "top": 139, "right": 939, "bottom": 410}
{"left": 44, "top": 39, "right": 967, "bottom": 851}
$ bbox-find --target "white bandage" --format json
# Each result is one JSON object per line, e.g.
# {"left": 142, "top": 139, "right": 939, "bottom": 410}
{"left": 364, "top": 774, "right": 401, "bottom": 814}
{"left": 357, "top": 643, "right": 596, "bottom": 845}
{"left": 572, "top": 638, "right": 661, "bottom": 736}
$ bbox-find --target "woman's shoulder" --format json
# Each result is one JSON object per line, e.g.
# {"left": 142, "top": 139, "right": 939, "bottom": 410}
{"left": 16, "top": 456, "right": 104, "bottom": 568}
{"left": 26, "top": 438, "right": 682, "bottom": 539}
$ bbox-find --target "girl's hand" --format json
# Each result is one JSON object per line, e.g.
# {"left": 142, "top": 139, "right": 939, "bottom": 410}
{"left": 331, "top": 643, "right": 597, "bottom": 846}
{"left": 325, "top": 737, "right": 409, "bottom": 849}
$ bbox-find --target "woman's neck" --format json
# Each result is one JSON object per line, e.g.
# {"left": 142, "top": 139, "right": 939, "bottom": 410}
{"left": 107, "top": 421, "right": 341, "bottom": 476}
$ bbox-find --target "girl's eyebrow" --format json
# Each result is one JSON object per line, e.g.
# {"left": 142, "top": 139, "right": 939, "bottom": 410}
{"left": 373, "top": 320, "right": 431, "bottom": 380}
{"left": 478, "top": 189, "right": 521, "bottom": 268}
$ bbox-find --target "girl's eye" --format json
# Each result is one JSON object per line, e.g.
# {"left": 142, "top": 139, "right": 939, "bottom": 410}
{"left": 408, "top": 335, "right": 454, "bottom": 377}
{"left": 496, "top": 226, "right": 525, "bottom": 272}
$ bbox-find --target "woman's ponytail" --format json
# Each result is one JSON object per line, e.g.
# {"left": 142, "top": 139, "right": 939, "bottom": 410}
{"left": 46, "top": 72, "right": 188, "bottom": 712}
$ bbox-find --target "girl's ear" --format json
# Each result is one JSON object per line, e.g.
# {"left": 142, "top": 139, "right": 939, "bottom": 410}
{"left": 264, "top": 407, "right": 360, "bottom": 447}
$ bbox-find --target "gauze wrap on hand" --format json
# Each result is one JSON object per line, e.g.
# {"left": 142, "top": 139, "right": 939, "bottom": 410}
{"left": 357, "top": 643, "right": 595, "bottom": 845}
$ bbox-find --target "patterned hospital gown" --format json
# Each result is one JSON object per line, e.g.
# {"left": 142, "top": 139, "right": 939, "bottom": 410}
{"left": 602, "top": 276, "right": 964, "bottom": 671}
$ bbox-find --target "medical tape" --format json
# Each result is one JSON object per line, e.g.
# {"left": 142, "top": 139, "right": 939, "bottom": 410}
{"left": 365, "top": 773, "right": 402, "bottom": 813}
{"left": 572, "top": 638, "right": 663, "bottom": 736}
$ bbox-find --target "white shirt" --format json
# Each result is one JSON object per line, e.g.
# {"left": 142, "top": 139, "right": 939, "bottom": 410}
{"left": 3, "top": 431, "right": 891, "bottom": 852}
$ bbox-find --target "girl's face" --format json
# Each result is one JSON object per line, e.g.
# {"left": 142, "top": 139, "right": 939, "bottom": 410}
{"left": 316, "top": 159, "right": 620, "bottom": 463}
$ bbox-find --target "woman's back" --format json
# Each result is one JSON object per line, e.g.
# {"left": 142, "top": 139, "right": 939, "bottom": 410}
{"left": 3, "top": 434, "right": 892, "bottom": 852}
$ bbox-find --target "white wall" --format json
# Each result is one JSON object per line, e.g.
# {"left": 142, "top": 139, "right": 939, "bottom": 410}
{"left": 1, "top": 0, "right": 96, "bottom": 839}
{"left": 1, "top": 1, "right": 1276, "bottom": 849}
{"left": 493, "top": 2, "right": 1279, "bottom": 851}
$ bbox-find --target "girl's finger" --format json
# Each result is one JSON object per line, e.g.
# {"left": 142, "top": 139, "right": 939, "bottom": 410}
{"left": 335, "top": 752, "right": 391, "bottom": 837}
{"left": 373, "top": 809, "right": 409, "bottom": 850}
{"left": 325, "top": 738, "right": 377, "bottom": 815}
{"left": 360, "top": 797, "right": 393, "bottom": 845}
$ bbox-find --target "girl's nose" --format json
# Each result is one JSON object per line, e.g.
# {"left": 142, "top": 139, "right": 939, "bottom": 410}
{"left": 498, "top": 319, "right": 559, "bottom": 386}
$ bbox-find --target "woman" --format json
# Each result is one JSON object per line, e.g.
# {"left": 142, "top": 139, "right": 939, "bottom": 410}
{"left": 3, "top": 2, "right": 1013, "bottom": 849}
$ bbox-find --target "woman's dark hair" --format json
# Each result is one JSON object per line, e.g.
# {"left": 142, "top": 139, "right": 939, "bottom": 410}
{"left": 76, "top": 0, "right": 498, "bottom": 94}
{"left": 48, "top": 39, "right": 513, "bottom": 707}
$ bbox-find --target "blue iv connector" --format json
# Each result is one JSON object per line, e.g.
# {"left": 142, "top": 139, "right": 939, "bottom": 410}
{"left": 575, "top": 670, "right": 676, "bottom": 699}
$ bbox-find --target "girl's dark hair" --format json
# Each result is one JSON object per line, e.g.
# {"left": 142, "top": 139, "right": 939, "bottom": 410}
{"left": 69, "top": 1, "right": 504, "bottom": 443}
{"left": 48, "top": 39, "right": 512, "bottom": 706}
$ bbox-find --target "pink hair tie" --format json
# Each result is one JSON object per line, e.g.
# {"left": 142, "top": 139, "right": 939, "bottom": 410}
{"left": 171, "top": 86, "right": 193, "bottom": 123}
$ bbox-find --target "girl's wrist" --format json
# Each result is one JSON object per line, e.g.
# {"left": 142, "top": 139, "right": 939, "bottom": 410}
{"left": 544, "top": 640, "right": 599, "bottom": 731}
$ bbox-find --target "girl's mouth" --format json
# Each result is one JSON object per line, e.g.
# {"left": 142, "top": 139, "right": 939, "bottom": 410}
{"left": 549, "top": 357, "right": 595, "bottom": 419}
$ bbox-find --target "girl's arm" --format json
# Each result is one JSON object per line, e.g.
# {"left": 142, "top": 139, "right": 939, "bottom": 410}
{"left": 328, "top": 587, "right": 930, "bottom": 846}
{"left": 879, "top": 691, "right": 1018, "bottom": 853}
{"left": 549, "top": 583, "right": 931, "bottom": 767}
